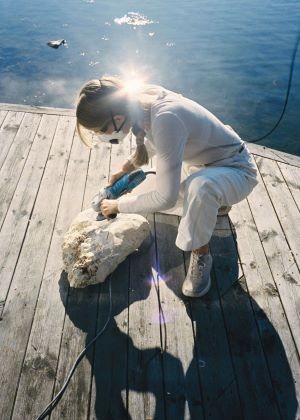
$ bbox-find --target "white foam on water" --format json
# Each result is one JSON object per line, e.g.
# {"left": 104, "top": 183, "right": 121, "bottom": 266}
{"left": 89, "top": 61, "right": 100, "bottom": 67}
{"left": 114, "top": 12, "right": 158, "bottom": 26}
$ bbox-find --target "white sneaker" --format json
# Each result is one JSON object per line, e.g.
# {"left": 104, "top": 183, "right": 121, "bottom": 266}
{"left": 182, "top": 252, "right": 213, "bottom": 298}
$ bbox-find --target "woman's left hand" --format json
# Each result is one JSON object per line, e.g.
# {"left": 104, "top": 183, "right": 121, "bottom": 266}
{"left": 100, "top": 199, "right": 119, "bottom": 218}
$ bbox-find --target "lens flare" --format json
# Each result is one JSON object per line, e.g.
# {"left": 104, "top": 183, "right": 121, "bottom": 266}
{"left": 120, "top": 67, "right": 148, "bottom": 96}
{"left": 123, "top": 76, "right": 144, "bottom": 95}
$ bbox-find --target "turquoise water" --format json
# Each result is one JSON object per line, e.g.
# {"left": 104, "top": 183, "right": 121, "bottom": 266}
{"left": 0, "top": 0, "right": 299, "bottom": 154}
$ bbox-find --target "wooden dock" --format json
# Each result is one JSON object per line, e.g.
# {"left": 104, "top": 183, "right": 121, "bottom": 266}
{"left": 0, "top": 103, "right": 299, "bottom": 419}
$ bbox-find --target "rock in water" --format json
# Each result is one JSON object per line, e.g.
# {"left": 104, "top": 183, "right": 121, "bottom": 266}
{"left": 47, "top": 39, "right": 67, "bottom": 49}
{"left": 62, "top": 209, "right": 150, "bottom": 288}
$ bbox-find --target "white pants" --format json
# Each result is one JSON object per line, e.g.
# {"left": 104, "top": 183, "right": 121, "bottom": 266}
{"left": 129, "top": 146, "right": 258, "bottom": 251}
{"left": 161, "top": 145, "right": 258, "bottom": 250}
{"left": 175, "top": 164, "right": 257, "bottom": 250}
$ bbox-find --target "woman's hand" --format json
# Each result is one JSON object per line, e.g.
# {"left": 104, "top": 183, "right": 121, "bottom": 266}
{"left": 100, "top": 199, "right": 119, "bottom": 218}
{"left": 108, "top": 170, "right": 126, "bottom": 186}
{"left": 108, "top": 160, "right": 136, "bottom": 186}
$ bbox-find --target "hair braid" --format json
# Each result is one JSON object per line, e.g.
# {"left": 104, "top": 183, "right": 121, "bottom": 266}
{"left": 130, "top": 124, "right": 149, "bottom": 167}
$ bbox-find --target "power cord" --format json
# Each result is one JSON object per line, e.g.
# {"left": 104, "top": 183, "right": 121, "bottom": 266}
{"left": 35, "top": 262, "right": 167, "bottom": 419}
{"left": 35, "top": 279, "right": 113, "bottom": 420}
{"left": 247, "top": 30, "right": 300, "bottom": 143}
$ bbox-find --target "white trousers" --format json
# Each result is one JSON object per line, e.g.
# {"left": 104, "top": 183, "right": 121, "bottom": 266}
{"left": 128, "top": 146, "right": 258, "bottom": 251}
{"left": 162, "top": 146, "right": 258, "bottom": 251}
{"left": 175, "top": 163, "right": 257, "bottom": 250}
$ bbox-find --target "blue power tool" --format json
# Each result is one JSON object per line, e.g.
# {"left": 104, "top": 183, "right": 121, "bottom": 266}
{"left": 91, "top": 169, "right": 155, "bottom": 220}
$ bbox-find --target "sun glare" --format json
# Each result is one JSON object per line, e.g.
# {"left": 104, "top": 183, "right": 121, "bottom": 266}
{"left": 123, "top": 76, "right": 144, "bottom": 95}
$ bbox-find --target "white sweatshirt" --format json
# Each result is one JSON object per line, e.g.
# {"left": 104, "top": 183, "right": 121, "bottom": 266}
{"left": 118, "top": 89, "right": 244, "bottom": 214}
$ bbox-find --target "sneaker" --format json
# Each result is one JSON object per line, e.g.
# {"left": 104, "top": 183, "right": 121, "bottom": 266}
{"left": 182, "top": 252, "right": 213, "bottom": 297}
{"left": 218, "top": 205, "right": 232, "bottom": 216}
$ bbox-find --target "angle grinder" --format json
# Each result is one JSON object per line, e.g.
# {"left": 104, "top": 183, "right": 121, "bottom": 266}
{"left": 91, "top": 169, "right": 155, "bottom": 220}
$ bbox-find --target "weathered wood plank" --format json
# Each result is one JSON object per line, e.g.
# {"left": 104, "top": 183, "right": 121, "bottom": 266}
{"left": 0, "top": 111, "right": 24, "bottom": 170}
{"left": 210, "top": 219, "right": 280, "bottom": 419}
{"left": 11, "top": 132, "right": 89, "bottom": 419}
{"left": 0, "top": 102, "right": 75, "bottom": 117}
{"left": 278, "top": 161, "right": 300, "bottom": 210}
{"left": 0, "top": 110, "right": 8, "bottom": 128}
{"left": 247, "top": 142, "right": 300, "bottom": 168}
{"left": 230, "top": 197, "right": 300, "bottom": 419}
{"left": 52, "top": 141, "right": 111, "bottom": 420}
{"left": 0, "top": 116, "right": 75, "bottom": 418}
{"left": 154, "top": 213, "right": 204, "bottom": 420}
{"left": 257, "top": 157, "right": 300, "bottom": 273}
{"left": 249, "top": 157, "right": 300, "bottom": 354}
{"left": 121, "top": 143, "right": 165, "bottom": 419}
{"left": 185, "top": 220, "right": 243, "bottom": 419}
{"left": 0, "top": 114, "right": 59, "bottom": 305}
{"left": 127, "top": 215, "right": 165, "bottom": 420}
{"left": 82, "top": 142, "right": 111, "bottom": 209}
{"left": 50, "top": 282, "right": 99, "bottom": 420}
{"left": 0, "top": 112, "right": 42, "bottom": 227}
{"left": 89, "top": 135, "right": 132, "bottom": 419}
{"left": 90, "top": 257, "right": 130, "bottom": 420}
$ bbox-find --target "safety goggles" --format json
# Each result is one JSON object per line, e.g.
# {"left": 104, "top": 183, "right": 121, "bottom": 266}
{"left": 99, "top": 110, "right": 127, "bottom": 134}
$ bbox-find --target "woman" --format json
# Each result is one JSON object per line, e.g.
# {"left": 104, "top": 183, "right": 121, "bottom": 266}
{"left": 76, "top": 76, "right": 258, "bottom": 298}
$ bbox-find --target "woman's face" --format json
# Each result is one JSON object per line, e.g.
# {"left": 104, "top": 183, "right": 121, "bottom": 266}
{"left": 93, "top": 114, "right": 130, "bottom": 135}
{"left": 92, "top": 114, "right": 131, "bottom": 144}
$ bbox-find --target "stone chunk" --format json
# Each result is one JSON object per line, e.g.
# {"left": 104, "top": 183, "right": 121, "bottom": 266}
{"left": 62, "top": 209, "right": 150, "bottom": 288}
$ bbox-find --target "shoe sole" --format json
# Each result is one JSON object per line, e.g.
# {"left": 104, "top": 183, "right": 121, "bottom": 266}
{"left": 182, "top": 276, "right": 212, "bottom": 298}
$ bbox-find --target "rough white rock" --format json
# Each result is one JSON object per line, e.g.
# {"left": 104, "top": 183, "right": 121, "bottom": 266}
{"left": 62, "top": 208, "right": 150, "bottom": 288}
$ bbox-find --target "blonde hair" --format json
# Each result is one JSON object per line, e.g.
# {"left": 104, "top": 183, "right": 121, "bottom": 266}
{"left": 76, "top": 75, "right": 162, "bottom": 167}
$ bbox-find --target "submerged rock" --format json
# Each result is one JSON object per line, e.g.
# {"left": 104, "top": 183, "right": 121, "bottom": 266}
{"left": 62, "top": 208, "right": 150, "bottom": 288}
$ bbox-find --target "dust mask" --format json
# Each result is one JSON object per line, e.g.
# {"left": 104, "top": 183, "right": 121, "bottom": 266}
{"left": 97, "top": 130, "right": 128, "bottom": 144}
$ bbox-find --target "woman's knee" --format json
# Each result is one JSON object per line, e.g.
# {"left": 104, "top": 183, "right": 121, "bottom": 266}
{"left": 185, "top": 175, "right": 219, "bottom": 201}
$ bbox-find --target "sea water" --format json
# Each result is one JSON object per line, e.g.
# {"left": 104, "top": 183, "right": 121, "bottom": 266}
{"left": 0, "top": 0, "right": 299, "bottom": 154}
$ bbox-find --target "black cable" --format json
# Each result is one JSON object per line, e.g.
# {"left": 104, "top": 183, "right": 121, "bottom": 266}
{"left": 247, "top": 30, "right": 300, "bottom": 143}
{"left": 35, "top": 279, "right": 113, "bottom": 420}
{"left": 35, "top": 256, "right": 166, "bottom": 419}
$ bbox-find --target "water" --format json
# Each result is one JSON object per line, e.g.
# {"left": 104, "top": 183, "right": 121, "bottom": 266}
{"left": 0, "top": 0, "right": 299, "bottom": 155}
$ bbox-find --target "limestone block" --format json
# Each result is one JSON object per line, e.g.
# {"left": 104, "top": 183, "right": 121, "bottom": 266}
{"left": 62, "top": 208, "right": 150, "bottom": 288}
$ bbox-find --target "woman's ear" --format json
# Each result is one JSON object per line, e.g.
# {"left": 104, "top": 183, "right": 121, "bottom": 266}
{"left": 114, "top": 114, "right": 131, "bottom": 133}
{"left": 113, "top": 114, "right": 126, "bottom": 125}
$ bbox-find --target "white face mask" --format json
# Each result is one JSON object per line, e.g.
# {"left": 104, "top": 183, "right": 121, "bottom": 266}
{"left": 97, "top": 130, "right": 128, "bottom": 144}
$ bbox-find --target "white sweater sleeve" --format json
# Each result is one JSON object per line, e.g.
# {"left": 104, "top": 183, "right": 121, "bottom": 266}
{"left": 118, "top": 112, "right": 187, "bottom": 213}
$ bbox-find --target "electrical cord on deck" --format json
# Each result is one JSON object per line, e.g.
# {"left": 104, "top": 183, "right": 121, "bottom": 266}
{"left": 35, "top": 279, "right": 113, "bottom": 420}
{"left": 247, "top": 30, "right": 300, "bottom": 143}
{"left": 35, "top": 259, "right": 167, "bottom": 419}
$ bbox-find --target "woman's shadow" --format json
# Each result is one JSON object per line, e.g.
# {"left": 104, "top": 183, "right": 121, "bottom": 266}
{"left": 155, "top": 216, "right": 298, "bottom": 420}
{"left": 58, "top": 230, "right": 185, "bottom": 420}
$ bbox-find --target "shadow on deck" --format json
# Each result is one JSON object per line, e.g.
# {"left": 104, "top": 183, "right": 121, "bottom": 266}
{"left": 0, "top": 104, "right": 299, "bottom": 419}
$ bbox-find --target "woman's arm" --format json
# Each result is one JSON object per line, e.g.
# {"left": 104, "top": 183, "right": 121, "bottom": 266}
{"left": 117, "top": 112, "right": 188, "bottom": 213}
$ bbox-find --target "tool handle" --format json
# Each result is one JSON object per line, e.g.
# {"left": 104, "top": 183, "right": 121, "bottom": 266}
{"left": 108, "top": 169, "right": 146, "bottom": 198}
